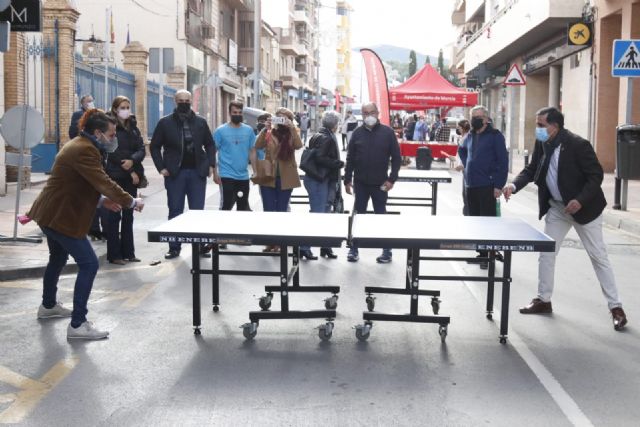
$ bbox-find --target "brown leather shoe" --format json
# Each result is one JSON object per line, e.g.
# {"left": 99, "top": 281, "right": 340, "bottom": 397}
{"left": 519, "top": 298, "right": 552, "bottom": 314}
{"left": 611, "top": 307, "right": 628, "bottom": 331}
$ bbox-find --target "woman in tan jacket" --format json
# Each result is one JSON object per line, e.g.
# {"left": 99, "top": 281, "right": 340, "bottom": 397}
{"left": 255, "top": 107, "right": 303, "bottom": 252}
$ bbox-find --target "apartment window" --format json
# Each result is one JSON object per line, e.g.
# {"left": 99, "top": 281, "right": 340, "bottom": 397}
{"left": 220, "top": 8, "right": 234, "bottom": 38}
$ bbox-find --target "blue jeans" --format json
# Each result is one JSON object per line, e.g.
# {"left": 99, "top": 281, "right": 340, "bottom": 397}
{"left": 260, "top": 178, "right": 292, "bottom": 212}
{"left": 42, "top": 227, "right": 99, "bottom": 328}
{"left": 301, "top": 176, "right": 330, "bottom": 251}
{"left": 164, "top": 168, "right": 207, "bottom": 251}
{"left": 351, "top": 182, "right": 391, "bottom": 256}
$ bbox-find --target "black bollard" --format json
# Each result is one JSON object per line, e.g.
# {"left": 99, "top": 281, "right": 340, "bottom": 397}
{"left": 613, "top": 176, "right": 622, "bottom": 210}
{"left": 523, "top": 150, "right": 529, "bottom": 167}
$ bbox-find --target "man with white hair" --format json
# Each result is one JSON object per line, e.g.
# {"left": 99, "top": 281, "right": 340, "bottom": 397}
{"left": 150, "top": 90, "right": 220, "bottom": 259}
{"left": 344, "top": 102, "right": 401, "bottom": 263}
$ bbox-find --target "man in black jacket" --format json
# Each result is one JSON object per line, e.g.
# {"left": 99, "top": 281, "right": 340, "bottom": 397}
{"left": 344, "top": 102, "right": 401, "bottom": 263}
{"left": 150, "top": 90, "right": 219, "bottom": 259}
{"left": 503, "top": 107, "right": 627, "bottom": 331}
{"left": 69, "top": 94, "right": 94, "bottom": 139}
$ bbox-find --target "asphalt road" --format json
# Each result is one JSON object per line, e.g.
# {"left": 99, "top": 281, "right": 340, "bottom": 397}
{"left": 1, "top": 163, "right": 639, "bottom": 426}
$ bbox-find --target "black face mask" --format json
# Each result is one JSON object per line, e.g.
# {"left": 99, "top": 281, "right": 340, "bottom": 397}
{"left": 230, "top": 114, "right": 243, "bottom": 124}
{"left": 176, "top": 103, "right": 191, "bottom": 114}
{"left": 471, "top": 117, "right": 484, "bottom": 131}
{"left": 455, "top": 129, "right": 461, "bottom": 136}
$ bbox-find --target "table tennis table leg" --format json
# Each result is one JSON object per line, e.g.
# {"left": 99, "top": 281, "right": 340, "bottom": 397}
{"left": 499, "top": 251, "right": 513, "bottom": 344}
{"left": 212, "top": 244, "right": 220, "bottom": 312}
{"left": 292, "top": 245, "right": 300, "bottom": 288}
{"left": 410, "top": 248, "right": 419, "bottom": 316}
{"left": 405, "top": 248, "right": 412, "bottom": 290}
{"left": 431, "top": 182, "right": 438, "bottom": 215}
{"left": 486, "top": 251, "right": 496, "bottom": 320}
{"left": 280, "top": 243, "right": 289, "bottom": 312}
{"left": 191, "top": 243, "right": 202, "bottom": 335}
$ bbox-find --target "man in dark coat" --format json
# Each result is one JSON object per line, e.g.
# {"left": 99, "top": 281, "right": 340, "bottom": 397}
{"left": 503, "top": 107, "right": 627, "bottom": 331}
{"left": 68, "top": 94, "right": 94, "bottom": 139}
{"left": 150, "top": 89, "right": 219, "bottom": 259}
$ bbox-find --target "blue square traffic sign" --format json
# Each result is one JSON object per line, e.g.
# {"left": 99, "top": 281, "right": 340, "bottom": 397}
{"left": 612, "top": 39, "right": 640, "bottom": 77}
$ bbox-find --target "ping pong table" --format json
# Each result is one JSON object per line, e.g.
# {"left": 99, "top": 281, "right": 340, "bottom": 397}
{"left": 350, "top": 214, "right": 555, "bottom": 343}
{"left": 292, "top": 169, "right": 452, "bottom": 215}
{"left": 148, "top": 210, "right": 348, "bottom": 340}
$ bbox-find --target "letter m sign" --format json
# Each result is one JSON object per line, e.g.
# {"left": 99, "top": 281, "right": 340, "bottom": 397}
{"left": 0, "top": 0, "right": 42, "bottom": 32}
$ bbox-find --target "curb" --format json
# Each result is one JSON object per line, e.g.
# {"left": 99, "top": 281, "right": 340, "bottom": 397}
{"left": 0, "top": 252, "right": 108, "bottom": 281}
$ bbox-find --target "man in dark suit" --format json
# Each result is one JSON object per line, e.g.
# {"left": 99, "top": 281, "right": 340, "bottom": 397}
{"left": 150, "top": 89, "right": 219, "bottom": 259}
{"left": 69, "top": 94, "right": 95, "bottom": 139}
{"left": 503, "top": 107, "right": 627, "bottom": 331}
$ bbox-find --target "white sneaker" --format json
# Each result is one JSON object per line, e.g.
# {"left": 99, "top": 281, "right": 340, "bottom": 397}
{"left": 67, "top": 321, "right": 109, "bottom": 340}
{"left": 37, "top": 303, "right": 72, "bottom": 319}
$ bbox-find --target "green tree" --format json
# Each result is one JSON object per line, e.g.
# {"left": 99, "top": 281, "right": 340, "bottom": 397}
{"left": 437, "top": 49, "right": 445, "bottom": 74}
{"left": 425, "top": 55, "right": 431, "bottom": 65}
{"left": 409, "top": 50, "right": 417, "bottom": 76}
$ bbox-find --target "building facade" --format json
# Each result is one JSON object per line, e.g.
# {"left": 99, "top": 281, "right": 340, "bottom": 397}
{"left": 453, "top": 0, "right": 640, "bottom": 172}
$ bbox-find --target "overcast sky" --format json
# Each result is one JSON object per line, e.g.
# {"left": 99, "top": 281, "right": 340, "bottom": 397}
{"left": 263, "top": 0, "right": 457, "bottom": 99}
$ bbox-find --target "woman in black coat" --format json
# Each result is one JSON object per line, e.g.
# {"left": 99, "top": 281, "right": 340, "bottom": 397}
{"left": 299, "top": 110, "right": 345, "bottom": 260}
{"left": 105, "top": 96, "right": 146, "bottom": 264}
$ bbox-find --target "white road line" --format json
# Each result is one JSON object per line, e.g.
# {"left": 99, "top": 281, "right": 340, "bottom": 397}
{"left": 446, "top": 256, "right": 594, "bottom": 427}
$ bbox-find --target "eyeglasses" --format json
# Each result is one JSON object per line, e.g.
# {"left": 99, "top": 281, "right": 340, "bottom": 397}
{"left": 362, "top": 111, "right": 378, "bottom": 116}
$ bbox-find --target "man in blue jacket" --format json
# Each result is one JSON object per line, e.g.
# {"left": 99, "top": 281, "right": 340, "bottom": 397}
{"left": 344, "top": 102, "right": 401, "bottom": 263}
{"left": 458, "top": 105, "right": 508, "bottom": 269}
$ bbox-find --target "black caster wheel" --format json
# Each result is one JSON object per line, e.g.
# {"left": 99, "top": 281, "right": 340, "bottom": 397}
{"left": 318, "top": 322, "right": 334, "bottom": 341}
{"left": 365, "top": 296, "right": 375, "bottom": 312}
{"left": 324, "top": 295, "right": 338, "bottom": 310}
{"left": 194, "top": 328, "right": 201, "bottom": 335}
{"left": 438, "top": 325, "right": 448, "bottom": 343}
{"left": 499, "top": 337, "right": 507, "bottom": 344}
{"left": 241, "top": 323, "right": 258, "bottom": 340}
{"left": 486, "top": 313, "right": 493, "bottom": 320}
{"left": 213, "top": 305, "right": 219, "bottom": 312}
{"left": 431, "top": 297, "right": 440, "bottom": 315}
{"left": 355, "top": 322, "right": 372, "bottom": 342}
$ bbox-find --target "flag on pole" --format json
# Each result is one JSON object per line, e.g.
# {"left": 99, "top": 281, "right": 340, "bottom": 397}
{"left": 360, "top": 48, "right": 391, "bottom": 126}
{"left": 126, "top": 24, "right": 130, "bottom": 45}
{"left": 110, "top": 9, "right": 115, "bottom": 43}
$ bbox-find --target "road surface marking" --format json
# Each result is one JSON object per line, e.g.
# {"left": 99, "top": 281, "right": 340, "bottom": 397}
{"left": 446, "top": 255, "right": 594, "bottom": 427}
{"left": 0, "top": 358, "right": 78, "bottom": 424}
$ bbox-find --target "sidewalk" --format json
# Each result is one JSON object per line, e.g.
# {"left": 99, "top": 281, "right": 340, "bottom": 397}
{"left": 1, "top": 156, "right": 639, "bottom": 281}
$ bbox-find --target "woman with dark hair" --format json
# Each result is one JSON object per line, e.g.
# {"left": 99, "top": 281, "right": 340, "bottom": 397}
{"left": 255, "top": 107, "right": 303, "bottom": 252}
{"left": 448, "top": 118, "right": 472, "bottom": 215}
{"left": 104, "top": 96, "right": 146, "bottom": 265}
{"left": 27, "top": 109, "right": 144, "bottom": 340}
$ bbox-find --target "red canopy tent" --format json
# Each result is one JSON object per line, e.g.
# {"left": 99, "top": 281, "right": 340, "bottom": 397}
{"left": 389, "top": 64, "right": 478, "bottom": 110}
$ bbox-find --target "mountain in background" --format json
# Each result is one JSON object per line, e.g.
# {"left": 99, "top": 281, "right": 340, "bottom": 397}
{"left": 354, "top": 44, "right": 448, "bottom": 67}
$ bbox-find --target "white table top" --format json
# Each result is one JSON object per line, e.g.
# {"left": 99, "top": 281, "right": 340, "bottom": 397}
{"left": 148, "top": 210, "right": 349, "bottom": 246}
{"left": 351, "top": 214, "right": 555, "bottom": 252}
{"left": 396, "top": 169, "right": 452, "bottom": 183}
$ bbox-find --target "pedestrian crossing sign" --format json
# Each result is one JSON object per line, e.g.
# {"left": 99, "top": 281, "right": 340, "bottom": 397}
{"left": 612, "top": 39, "right": 640, "bottom": 77}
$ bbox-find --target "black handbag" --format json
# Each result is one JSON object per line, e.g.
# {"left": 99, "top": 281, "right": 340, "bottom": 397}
{"left": 299, "top": 135, "right": 328, "bottom": 181}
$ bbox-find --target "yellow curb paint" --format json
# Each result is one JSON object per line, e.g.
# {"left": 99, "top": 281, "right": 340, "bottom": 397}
{"left": 0, "top": 358, "right": 78, "bottom": 424}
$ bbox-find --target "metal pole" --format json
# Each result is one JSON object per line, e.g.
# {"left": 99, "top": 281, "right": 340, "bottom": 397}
{"left": 54, "top": 20, "right": 60, "bottom": 150}
{"left": 104, "top": 7, "right": 109, "bottom": 110}
{"left": 508, "top": 86, "right": 516, "bottom": 173}
{"left": 253, "top": 0, "right": 261, "bottom": 108}
{"left": 621, "top": 78, "right": 633, "bottom": 211}
{"left": 12, "top": 106, "right": 29, "bottom": 240}
{"left": 159, "top": 48, "right": 164, "bottom": 118}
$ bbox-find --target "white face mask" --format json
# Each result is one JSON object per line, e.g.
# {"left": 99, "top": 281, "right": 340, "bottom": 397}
{"left": 118, "top": 109, "right": 131, "bottom": 120}
{"left": 85, "top": 102, "right": 95, "bottom": 110}
{"left": 364, "top": 116, "right": 378, "bottom": 127}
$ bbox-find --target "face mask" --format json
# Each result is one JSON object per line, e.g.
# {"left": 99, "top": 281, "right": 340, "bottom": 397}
{"left": 85, "top": 102, "right": 95, "bottom": 110}
{"left": 118, "top": 109, "right": 131, "bottom": 120}
{"left": 230, "top": 114, "right": 243, "bottom": 124}
{"left": 471, "top": 117, "right": 484, "bottom": 131}
{"left": 535, "top": 127, "right": 550, "bottom": 142}
{"left": 176, "top": 102, "right": 191, "bottom": 114}
{"left": 364, "top": 116, "right": 377, "bottom": 127}
{"left": 99, "top": 132, "right": 119, "bottom": 153}
{"left": 455, "top": 129, "right": 461, "bottom": 136}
